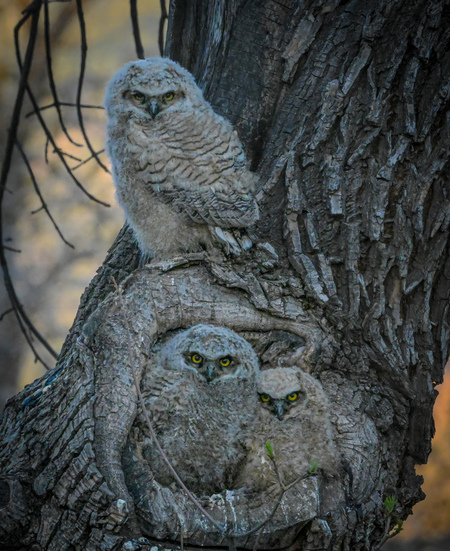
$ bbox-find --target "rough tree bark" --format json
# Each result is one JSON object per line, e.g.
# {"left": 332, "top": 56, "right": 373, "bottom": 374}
{"left": 1, "top": 1, "right": 449, "bottom": 550}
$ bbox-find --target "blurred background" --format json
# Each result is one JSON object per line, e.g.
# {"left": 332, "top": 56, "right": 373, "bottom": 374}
{"left": 0, "top": 1, "right": 448, "bottom": 549}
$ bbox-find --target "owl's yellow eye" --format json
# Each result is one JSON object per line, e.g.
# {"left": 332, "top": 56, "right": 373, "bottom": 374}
{"left": 219, "top": 356, "right": 232, "bottom": 367}
{"left": 131, "top": 91, "right": 146, "bottom": 102}
{"left": 190, "top": 353, "right": 203, "bottom": 364}
{"left": 164, "top": 91, "right": 175, "bottom": 101}
{"left": 287, "top": 392, "right": 298, "bottom": 402}
{"left": 260, "top": 394, "right": 271, "bottom": 403}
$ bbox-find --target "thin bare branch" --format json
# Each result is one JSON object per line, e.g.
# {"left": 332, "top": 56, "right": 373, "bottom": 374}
{"left": 231, "top": 473, "right": 313, "bottom": 540}
{"left": 44, "top": 1, "right": 82, "bottom": 147}
{"left": 26, "top": 101, "right": 105, "bottom": 118}
{"left": 0, "top": 308, "right": 14, "bottom": 321}
{"left": 3, "top": 246, "right": 22, "bottom": 253}
{"left": 158, "top": 0, "right": 168, "bottom": 56}
{"left": 3, "top": 3, "right": 35, "bottom": 194}
{"left": 54, "top": 149, "right": 82, "bottom": 162}
{"left": 71, "top": 149, "right": 106, "bottom": 171}
{"left": 371, "top": 517, "right": 391, "bottom": 551}
{"left": 16, "top": 139, "right": 75, "bottom": 248}
{"left": 75, "top": 0, "right": 110, "bottom": 173}
{"left": 44, "top": 135, "right": 50, "bottom": 164}
{"left": 130, "top": 0, "right": 145, "bottom": 59}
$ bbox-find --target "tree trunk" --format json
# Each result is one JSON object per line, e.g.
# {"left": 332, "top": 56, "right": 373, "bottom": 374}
{"left": 1, "top": 1, "right": 449, "bottom": 550}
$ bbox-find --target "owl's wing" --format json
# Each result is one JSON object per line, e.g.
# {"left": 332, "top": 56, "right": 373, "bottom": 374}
{"left": 141, "top": 111, "right": 259, "bottom": 228}
{"left": 170, "top": 173, "right": 260, "bottom": 228}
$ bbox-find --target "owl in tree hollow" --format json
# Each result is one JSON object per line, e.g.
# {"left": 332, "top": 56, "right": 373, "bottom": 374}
{"left": 131, "top": 325, "right": 260, "bottom": 494}
{"left": 105, "top": 58, "right": 259, "bottom": 261}
{"left": 234, "top": 367, "right": 338, "bottom": 492}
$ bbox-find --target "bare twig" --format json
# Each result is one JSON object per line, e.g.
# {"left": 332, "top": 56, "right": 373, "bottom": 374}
{"left": 158, "top": 0, "right": 168, "bottom": 56}
{"left": 15, "top": 139, "right": 75, "bottom": 248}
{"left": 231, "top": 473, "right": 313, "bottom": 540}
{"left": 71, "top": 149, "right": 106, "bottom": 171}
{"left": 130, "top": 0, "right": 145, "bottom": 59}
{"left": 371, "top": 518, "right": 403, "bottom": 551}
{"left": 25, "top": 101, "right": 105, "bottom": 118}
{"left": 2, "top": 3, "right": 36, "bottom": 195}
{"left": 75, "top": 0, "right": 110, "bottom": 174}
{"left": 44, "top": 135, "right": 50, "bottom": 164}
{"left": 0, "top": 308, "right": 14, "bottom": 321}
{"left": 44, "top": 1, "right": 82, "bottom": 147}
{"left": 29, "top": 87, "right": 109, "bottom": 205}
{"left": 54, "top": 149, "right": 82, "bottom": 162}
{"left": 3, "top": 246, "right": 22, "bottom": 254}
{"left": 371, "top": 517, "right": 391, "bottom": 551}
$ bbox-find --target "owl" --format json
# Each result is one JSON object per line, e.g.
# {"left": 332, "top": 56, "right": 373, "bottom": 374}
{"left": 127, "top": 325, "right": 260, "bottom": 495}
{"left": 105, "top": 58, "right": 259, "bottom": 262}
{"left": 233, "top": 367, "right": 338, "bottom": 492}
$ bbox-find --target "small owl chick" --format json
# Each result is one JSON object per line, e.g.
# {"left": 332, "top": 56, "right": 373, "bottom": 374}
{"left": 131, "top": 325, "right": 260, "bottom": 494}
{"left": 234, "top": 367, "right": 338, "bottom": 492}
{"left": 105, "top": 58, "right": 259, "bottom": 263}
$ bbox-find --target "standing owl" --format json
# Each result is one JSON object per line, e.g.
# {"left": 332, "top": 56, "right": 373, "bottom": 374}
{"left": 233, "top": 367, "right": 338, "bottom": 492}
{"left": 105, "top": 58, "right": 259, "bottom": 262}
{"left": 128, "top": 325, "right": 260, "bottom": 496}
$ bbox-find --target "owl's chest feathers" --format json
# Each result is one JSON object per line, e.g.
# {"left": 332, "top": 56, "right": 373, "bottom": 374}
{"left": 115, "top": 171, "right": 210, "bottom": 258}
{"left": 110, "top": 112, "right": 252, "bottom": 258}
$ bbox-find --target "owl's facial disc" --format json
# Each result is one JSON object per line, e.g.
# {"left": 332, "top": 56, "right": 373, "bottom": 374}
{"left": 259, "top": 390, "right": 302, "bottom": 420}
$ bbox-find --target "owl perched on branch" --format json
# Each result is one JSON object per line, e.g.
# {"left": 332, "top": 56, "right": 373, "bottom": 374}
{"left": 105, "top": 58, "right": 259, "bottom": 262}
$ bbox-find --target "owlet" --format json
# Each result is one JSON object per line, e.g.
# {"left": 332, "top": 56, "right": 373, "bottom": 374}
{"left": 234, "top": 367, "right": 338, "bottom": 492}
{"left": 132, "top": 325, "right": 260, "bottom": 494}
{"left": 105, "top": 58, "right": 259, "bottom": 262}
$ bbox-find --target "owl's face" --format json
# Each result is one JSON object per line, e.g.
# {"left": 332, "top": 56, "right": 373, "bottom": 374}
{"left": 160, "top": 324, "right": 259, "bottom": 383}
{"left": 105, "top": 58, "right": 205, "bottom": 124}
{"left": 257, "top": 368, "right": 307, "bottom": 420}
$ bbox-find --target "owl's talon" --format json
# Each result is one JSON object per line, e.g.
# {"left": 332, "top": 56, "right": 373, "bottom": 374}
{"left": 212, "top": 227, "right": 242, "bottom": 255}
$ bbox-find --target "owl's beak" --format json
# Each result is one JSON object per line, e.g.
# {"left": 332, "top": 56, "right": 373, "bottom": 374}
{"left": 274, "top": 400, "right": 285, "bottom": 420}
{"left": 205, "top": 364, "right": 215, "bottom": 383}
{"left": 148, "top": 100, "right": 160, "bottom": 119}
